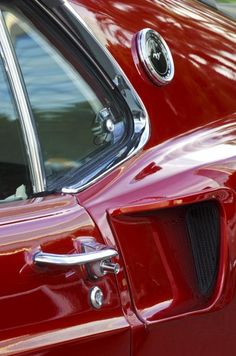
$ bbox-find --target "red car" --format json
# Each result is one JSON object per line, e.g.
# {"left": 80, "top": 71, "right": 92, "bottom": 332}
{"left": 0, "top": 0, "right": 235, "bottom": 355}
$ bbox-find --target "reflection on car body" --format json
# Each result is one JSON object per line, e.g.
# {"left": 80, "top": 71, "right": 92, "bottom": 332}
{"left": 0, "top": 0, "right": 235, "bottom": 355}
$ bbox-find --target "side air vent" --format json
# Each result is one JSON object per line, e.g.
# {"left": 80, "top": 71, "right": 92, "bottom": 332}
{"left": 186, "top": 201, "right": 220, "bottom": 296}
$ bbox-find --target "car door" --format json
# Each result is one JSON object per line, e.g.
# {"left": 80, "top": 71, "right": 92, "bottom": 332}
{"left": 65, "top": 2, "right": 236, "bottom": 356}
{"left": 0, "top": 3, "right": 132, "bottom": 354}
{"left": 0, "top": 196, "right": 131, "bottom": 355}
{"left": 1, "top": 1, "right": 234, "bottom": 356}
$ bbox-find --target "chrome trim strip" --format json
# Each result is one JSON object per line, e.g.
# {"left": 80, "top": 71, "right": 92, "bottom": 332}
{"left": 34, "top": 0, "right": 114, "bottom": 90}
{"left": 0, "top": 11, "right": 46, "bottom": 194}
{"left": 61, "top": 1, "right": 150, "bottom": 193}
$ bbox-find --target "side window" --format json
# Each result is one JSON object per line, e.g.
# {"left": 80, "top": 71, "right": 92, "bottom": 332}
{"left": 0, "top": 56, "right": 31, "bottom": 202}
{"left": 3, "top": 11, "right": 129, "bottom": 188}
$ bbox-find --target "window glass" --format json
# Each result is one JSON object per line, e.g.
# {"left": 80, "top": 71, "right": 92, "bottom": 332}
{"left": 0, "top": 56, "right": 31, "bottom": 202}
{"left": 3, "top": 11, "right": 128, "bottom": 186}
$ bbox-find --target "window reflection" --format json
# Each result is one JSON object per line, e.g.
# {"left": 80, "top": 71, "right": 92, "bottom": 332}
{"left": 4, "top": 11, "right": 126, "bottom": 185}
{"left": 0, "top": 57, "right": 31, "bottom": 201}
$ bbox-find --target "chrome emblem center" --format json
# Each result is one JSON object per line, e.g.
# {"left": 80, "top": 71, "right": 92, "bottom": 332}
{"left": 136, "top": 28, "right": 174, "bottom": 86}
{"left": 153, "top": 52, "right": 162, "bottom": 60}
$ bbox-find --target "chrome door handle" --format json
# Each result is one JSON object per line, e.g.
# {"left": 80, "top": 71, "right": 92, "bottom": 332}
{"left": 33, "top": 238, "right": 120, "bottom": 278}
{"left": 34, "top": 249, "right": 118, "bottom": 266}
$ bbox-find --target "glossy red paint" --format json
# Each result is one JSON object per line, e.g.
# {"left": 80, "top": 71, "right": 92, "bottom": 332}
{"left": 77, "top": 115, "right": 236, "bottom": 355}
{"left": 69, "top": 1, "right": 236, "bottom": 352}
{"left": 0, "top": 194, "right": 130, "bottom": 355}
{"left": 70, "top": 0, "right": 236, "bottom": 147}
{"left": 0, "top": 0, "right": 235, "bottom": 355}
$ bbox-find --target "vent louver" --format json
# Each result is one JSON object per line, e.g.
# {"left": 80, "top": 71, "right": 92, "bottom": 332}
{"left": 186, "top": 201, "right": 220, "bottom": 296}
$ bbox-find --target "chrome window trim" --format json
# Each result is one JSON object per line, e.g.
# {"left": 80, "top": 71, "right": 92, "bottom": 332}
{"left": 0, "top": 10, "right": 46, "bottom": 194}
{"left": 55, "top": 1, "right": 150, "bottom": 194}
{"left": 30, "top": 0, "right": 150, "bottom": 194}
